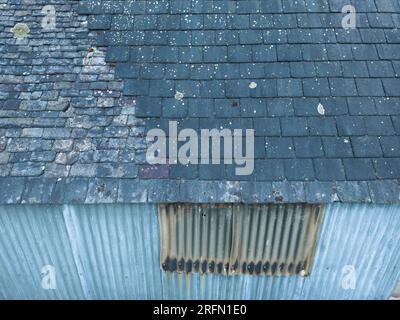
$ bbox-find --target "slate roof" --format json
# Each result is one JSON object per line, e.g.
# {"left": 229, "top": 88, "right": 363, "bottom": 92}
{"left": 0, "top": 0, "right": 400, "bottom": 204}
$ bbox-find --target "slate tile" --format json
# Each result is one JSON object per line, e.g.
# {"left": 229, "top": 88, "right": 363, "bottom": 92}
{"left": 199, "top": 164, "right": 225, "bottom": 180}
{"left": 303, "top": 78, "right": 330, "bottom": 97}
{"left": 336, "top": 116, "right": 366, "bottom": 136}
{"left": 88, "top": 14, "right": 111, "bottom": 30}
{"left": 215, "top": 30, "right": 239, "bottom": 45}
{"left": 368, "top": 13, "right": 394, "bottom": 28}
{"left": 284, "top": 159, "right": 315, "bottom": 181}
{"left": 253, "top": 118, "right": 281, "bottom": 136}
{"left": 319, "top": 97, "right": 348, "bottom": 115}
{"left": 343, "top": 159, "right": 376, "bottom": 180}
{"left": 200, "top": 81, "right": 226, "bottom": 98}
{"left": 240, "top": 63, "right": 267, "bottom": 79}
{"left": 302, "top": 44, "right": 328, "bottom": 61}
{"left": 204, "top": 14, "right": 227, "bottom": 29}
{"left": 260, "top": 1, "right": 283, "bottom": 13}
{"left": 277, "top": 45, "right": 302, "bottom": 61}
{"left": 188, "top": 99, "right": 213, "bottom": 118}
{"left": 227, "top": 14, "right": 250, "bottom": 29}
{"left": 135, "top": 97, "right": 162, "bottom": 117}
{"left": 228, "top": 45, "right": 253, "bottom": 62}
{"left": 11, "top": 162, "right": 44, "bottom": 177}
{"left": 153, "top": 46, "right": 179, "bottom": 62}
{"left": 373, "top": 159, "right": 400, "bottom": 179}
{"left": 240, "top": 181, "right": 275, "bottom": 203}
{"left": 347, "top": 97, "right": 377, "bottom": 115}
{"left": 290, "top": 62, "right": 316, "bottom": 77}
{"left": 226, "top": 80, "right": 251, "bottom": 98}
{"left": 148, "top": 80, "right": 175, "bottom": 98}
{"left": 252, "top": 45, "right": 277, "bottom": 62}
{"left": 336, "top": 182, "right": 371, "bottom": 203}
{"left": 380, "top": 136, "right": 400, "bottom": 157}
{"left": 351, "top": 136, "right": 383, "bottom": 157}
{"left": 360, "top": 29, "right": 386, "bottom": 43}
{"left": 341, "top": 61, "right": 369, "bottom": 77}
{"left": 240, "top": 98, "right": 267, "bottom": 117}
{"left": 178, "top": 47, "right": 203, "bottom": 63}
{"left": 203, "top": 46, "right": 228, "bottom": 62}
{"left": 305, "top": 181, "right": 335, "bottom": 203}
{"left": 250, "top": 79, "right": 277, "bottom": 97}
{"left": 105, "top": 46, "right": 129, "bottom": 62}
{"left": 356, "top": 79, "right": 385, "bottom": 97}
{"left": 265, "top": 137, "right": 294, "bottom": 158}
{"left": 315, "top": 61, "right": 342, "bottom": 77}
{"left": 314, "top": 159, "right": 346, "bottom": 181}
{"left": 326, "top": 44, "right": 353, "bottom": 60}
{"left": 282, "top": 0, "right": 306, "bottom": 12}
{"left": 385, "top": 29, "right": 400, "bottom": 43}
{"left": 294, "top": 137, "right": 324, "bottom": 158}
{"left": 364, "top": 116, "right": 395, "bottom": 135}
{"left": 256, "top": 159, "right": 285, "bottom": 181}
{"left": 382, "top": 79, "right": 400, "bottom": 96}
{"left": 214, "top": 99, "right": 241, "bottom": 117}
{"left": 308, "top": 117, "right": 337, "bottom": 135}
{"left": 281, "top": 118, "right": 309, "bottom": 136}
{"left": 162, "top": 99, "right": 188, "bottom": 118}
{"left": 239, "top": 30, "right": 263, "bottom": 44}
{"left": 264, "top": 62, "right": 291, "bottom": 77}
{"left": 293, "top": 98, "right": 319, "bottom": 116}
{"left": 169, "top": 164, "right": 198, "bottom": 179}
{"left": 277, "top": 79, "right": 303, "bottom": 97}
{"left": 21, "top": 178, "right": 57, "bottom": 204}
{"left": 190, "top": 31, "right": 214, "bottom": 46}
{"left": 254, "top": 137, "right": 266, "bottom": 158}
{"left": 272, "top": 181, "right": 306, "bottom": 203}
{"left": 263, "top": 29, "right": 287, "bottom": 43}
{"left": 123, "top": 79, "right": 149, "bottom": 96}
{"left": 322, "top": 137, "right": 354, "bottom": 157}
{"left": 51, "top": 178, "right": 89, "bottom": 203}
{"left": 181, "top": 14, "right": 204, "bottom": 29}
{"left": 86, "top": 178, "right": 119, "bottom": 203}
{"left": 367, "top": 61, "right": 395, "bottom": 77}
{"left": 392, "top": 116, "right": 400, "bottom": 134}
{"left": 0, "top": 177, "right": 25, "bottom": 204}
{"left": 329, "top": 78, "right": 358, "bottom": 97}
{"left": 377, "top": 44, "right": 400, "bottom": 59}
{"left": 273, "top": 14, "right": 298, "bottom": 28}
{"left": 368, "top": 180, "right": 399, "bottom": 204}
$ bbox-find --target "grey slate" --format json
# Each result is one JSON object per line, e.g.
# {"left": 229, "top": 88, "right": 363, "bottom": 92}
{"left": 0, "top": 0, "right": 400, "bottom": 204}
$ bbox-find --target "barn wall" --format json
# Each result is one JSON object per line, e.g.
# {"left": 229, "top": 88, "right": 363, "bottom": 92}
{"left": 0, "top": 203, "right": 399, "bottom": 299}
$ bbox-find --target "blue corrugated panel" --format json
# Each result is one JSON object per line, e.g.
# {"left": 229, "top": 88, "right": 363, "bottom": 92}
{"left": 0, "top": 203, "right": 399, "bottom": 299}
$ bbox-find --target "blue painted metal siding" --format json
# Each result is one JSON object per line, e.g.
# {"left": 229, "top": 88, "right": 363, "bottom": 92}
{"left": 0, "top": 203, "right": 399, "bottom": 299}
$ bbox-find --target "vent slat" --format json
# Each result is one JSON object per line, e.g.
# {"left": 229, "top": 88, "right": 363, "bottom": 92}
{"left": 159, "top": 204, "right": 323, "bottom": 276}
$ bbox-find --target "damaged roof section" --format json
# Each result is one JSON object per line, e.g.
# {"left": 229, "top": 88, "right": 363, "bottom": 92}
{"left": 0, "top": 0, "right": 400, "bottom": 204}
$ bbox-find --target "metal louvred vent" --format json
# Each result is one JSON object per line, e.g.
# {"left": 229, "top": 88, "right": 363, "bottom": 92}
{"left": 158, "top": 204, "right": 324, "bottom": 276}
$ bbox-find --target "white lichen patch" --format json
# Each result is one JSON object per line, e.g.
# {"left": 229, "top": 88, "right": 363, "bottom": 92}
{"left": 10, "top": 23, "right": 30, "bottom": 39}
{"left": 174, "top": 91, "right": 184, "bottom": 100}
{"left": 249, "top": 81, "right": 257, "bottom": 89}
{"left": 317, "top": 103, "right": 326, "bottom": 115}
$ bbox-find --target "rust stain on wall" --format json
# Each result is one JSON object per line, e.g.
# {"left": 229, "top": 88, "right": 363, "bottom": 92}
{"left": 158, "top": 204, "right": 324, "bottom": 276}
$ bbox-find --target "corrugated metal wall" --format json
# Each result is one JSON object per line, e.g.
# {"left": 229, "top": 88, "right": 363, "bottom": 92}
{"left": 0, "top": 203, "right": 399, "bottom": 300}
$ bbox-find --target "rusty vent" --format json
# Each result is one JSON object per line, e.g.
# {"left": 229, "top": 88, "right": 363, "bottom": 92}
{"left": 158, "top": 204, "right": 323, "bottom": 276}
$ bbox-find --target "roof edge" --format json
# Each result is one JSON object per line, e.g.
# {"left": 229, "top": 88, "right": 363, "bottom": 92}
{"left": 0, "top": 177, "right": 399, "bottom": 205}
